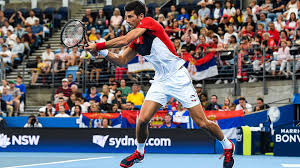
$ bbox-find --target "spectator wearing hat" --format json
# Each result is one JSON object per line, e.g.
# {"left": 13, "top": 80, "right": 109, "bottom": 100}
{"left": 0, "top": 43, "right": 12, "bottom": 65}
{"left": 235, "top": 96, "right": 252, "bottom": 114}
{"left": 195, "top": 83, "right": 203, "bottom": 98}
{"left": 55, "top": 78, "right": 72, "bottom": 100}
{"left": 42, "top": 44, "right": 54, "bottom": 74}
{"left": 7, "top": 80, "right": 21, "bottom": 116}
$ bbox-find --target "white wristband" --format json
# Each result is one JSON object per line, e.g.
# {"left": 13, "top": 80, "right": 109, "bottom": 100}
{"left": 99, "top": 49, "right": 108, "bottom": 58}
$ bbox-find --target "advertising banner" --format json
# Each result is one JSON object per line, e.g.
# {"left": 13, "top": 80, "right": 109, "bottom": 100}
{"left": 274, "top": 127, "right": 300, "bottom": 156}
{"left": 0, "top": 128, "right": 215, "bottom": 154}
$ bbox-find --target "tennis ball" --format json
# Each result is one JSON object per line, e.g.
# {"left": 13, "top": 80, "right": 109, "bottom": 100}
{"left": 83, "top": 53, "right": 91, "bottom": 59}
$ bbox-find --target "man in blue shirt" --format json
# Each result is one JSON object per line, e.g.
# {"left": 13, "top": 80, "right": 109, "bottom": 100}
{"left": 177, "top": 8, "right": 189, "bottom": 21}
{"left": 15, "top": 76, "right": 26, "bottom": 102}
{"left": 31, "top": 19, "right": 43, "bottom": 44}
{"left": 160, "top": 113, "right": 177, "bottom": 128}
{"left": 1, "top": 87, "right": 13, "bottom": 116}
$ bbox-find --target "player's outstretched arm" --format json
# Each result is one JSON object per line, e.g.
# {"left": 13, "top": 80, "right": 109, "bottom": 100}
{"left": 87, "top": 28, "right": 147, "bottom": 51}
{"left": 102, "top": 47, "right": 137, "bottom": 67}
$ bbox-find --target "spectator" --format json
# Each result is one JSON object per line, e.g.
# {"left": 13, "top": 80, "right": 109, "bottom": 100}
{"left": 104, "top": 25, "right": 116, "bottom": 41}
{"left": 55, "top": 105, "right": 70, "bottom": 117}
{"left": 42, "top": 44, "right": 54, "bottom": 74}
{"left": 8, "top": 80, "right": 21, "bottom": 116}
{"left": 271, "top": 40, "right": 292, "bottom": 76}
{"left": 30, "top": 56, "right": 45, "bottom": 85}
{"left": 32, "top": 19, "right": 43, "bottom": 43}
{"left": 274, "top": 14, "right": 286, "bottom": 32}
{"left": 268, "top": 22, "right": 280, "bottom": 43}
{"left": 160, "top": 114, "right": 176, "bottom": 128}
{"left": 22, "top": 26, "right": 38, "bottom": 50}
{"left": 56, "top": 45, "right": 68, "bottom": 65}
{"left": 95, "top": 32, "right": 106, "bottom": 43}
{"left": 109, "top": 82, "right": 118, "bottom": 94}
{"left": 70, "top": 84, "right": 82, "bottom": 98}
{"left": 66, "top": 47, "right": 80, "bottom": 67}
{"left": 195, "top": 83, "right": 203, "bottom": 97}
{"left": 11, "top": 37, "right": 25, "bottom": 66}
{"left": 55, "top": 78, "right": 72, "bottom": 99}
{"left": 224, "top": 24, "right": 238, "bottom": 45}
{"left": 198, "top": 2, "right": 210, "bottom": 22}
{"left": 25, "top": 10, "right": 38, "bottom": 26}
{"left": 253, "top": 98, "right": 270, "bottom": 112}
{"left": 271, "top": 0, "right": 285, "bottom": 16}
{"left": 158, "top": 14, "right": 167, "bottom": 27}
{"left": 221, "top": 97, "right": 236, "bottom": 111}
{"left": 53, "top": 54, "right": 65, "bottom": 76}
{"left": 110, "top": 8, "right": 123, "bottom": 31}
{"left": 72, "top": 105, "right": 82, "bottom": 117}
{"left": 15, "top": 76, "right": 26, "bottom": 104}
{"left": 89, "top": 27, "right": 97, "bottom": 41}
{"left": 0, "top": 94, "right": 7, "bottom": 117}
{"left": 111, "top": 103, "right": 121, "bottom": 113}
{"left": 0, "top": 43, "right": 12, "bottom": 65}
{"left": 38, "top": 101, "right": 55, "bottom": 117}
{"left": 284, "top": 0, "right": 300, "bottom": 20}
{"left": 169, "top": 5, "right": 179, "bottom": 19}
{"left": 200, "top": 93, "right": 209, "bottom": 109}
{"left": 82, "top": 9, "right": 92, "bottom": 24}
{"left": 112, "top": 90, "right": 126, "bottom": 109}
{"left": 24, "top": 115, "right": 42, "bottom": 128}
{"left": 177, "top": 8, "right": 189, "bottom": 21}
{"left": 100, "top": 95, "right": 112, "bottom": 112}
{"left": 205, "top": 95, "right": 221, "bottom": 110}
{"left": 95, "top": 8, "right": 107, "bottom": 32}
{"left": 212, "top": 2, "right": 223, "bottom": 20}
{"left": 86, "top": 87, "right": 101, "bottom": 104}
{"left": 182, "top": 36, "right": 196, "bottom": 54}
{"left": 71, "top": 98, "right": 87, "bottom": 114}
{"left": 118, "top": 79, "right": 132, "bottom": 97}
{"left": 223, "top": 1, "right": 236, "bottom": 17}
{"left": 153, "top": 7, "right": 161, "bottom": 20}
{"left": 67, "top": 74, "right": 76, "bottom": 87}
{"left": 126, "top": 84, "right": 144, "bottom": 106}
{"left": 235, "top": 96, "right": 252, "bottom": 114}
{"left": 2, "top": 20, "right": 14, "bottom": 36}
{"left": 14, "top": 23, "right": 25, "bottom": 38}
{"left": 0, "top": 80, "right": 9, "bottom": 93}
{"left": 67, "top": 93, "right": 77, "bottom": 110}
{"left": 9, "top": 11, "right": 25, "bottom": 27}
{"left": 101, "top": 118, "right": 112, "bottom": 128}
{"left": 55, "top": 97, "right": 70, "bottom": 113}
{"left": 0, "top": 11, "right": 7, "bottom": 27}
{"left": 259, "top": 0, "right": 273, "bottom": 15}
{"left": 100, "top": 85, "right": 114, "bottom": 104}
{"left": 1, "top": 87, "right": 13, "bottom": 116}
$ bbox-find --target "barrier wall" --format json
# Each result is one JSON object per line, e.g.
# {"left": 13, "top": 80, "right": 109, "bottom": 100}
{"left": 0, "top": 128, "right": 215, "bottom": 154}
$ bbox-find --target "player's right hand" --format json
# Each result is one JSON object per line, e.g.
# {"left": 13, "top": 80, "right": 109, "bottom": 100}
{"left": 86, "top": 42, "right": 97, "bottom": 51}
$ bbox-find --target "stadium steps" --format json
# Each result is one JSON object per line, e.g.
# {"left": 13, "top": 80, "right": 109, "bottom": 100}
{"left": 19, "top": 106, "right": 41, "bottom": 116}
{"left": 5, "top": 3, "right": 104, "bottom": 86}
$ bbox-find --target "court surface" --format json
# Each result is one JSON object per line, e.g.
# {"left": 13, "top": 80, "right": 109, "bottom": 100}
{"left": 0, "top": 152, "right": 299, "bottom": 168}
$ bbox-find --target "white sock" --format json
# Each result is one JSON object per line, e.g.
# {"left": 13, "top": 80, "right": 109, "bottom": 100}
{"left": 219, "top": 137, "right": 232, "bottom": 149}
{"left": 137, "top": 143, "right": 145, "bottom": 155}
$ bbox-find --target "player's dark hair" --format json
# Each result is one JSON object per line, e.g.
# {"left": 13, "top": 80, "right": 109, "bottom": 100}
{"left": 125, "top": 1, "right": 146, "bottom": 16}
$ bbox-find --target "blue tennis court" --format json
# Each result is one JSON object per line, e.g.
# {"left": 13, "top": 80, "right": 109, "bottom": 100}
{"left": 0, "top": 152, "right": 299, "bottom": 168}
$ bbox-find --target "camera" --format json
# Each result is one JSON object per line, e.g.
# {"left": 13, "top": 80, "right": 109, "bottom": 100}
{"left": 30, "top": 117, "right": 37, "bottom": 126}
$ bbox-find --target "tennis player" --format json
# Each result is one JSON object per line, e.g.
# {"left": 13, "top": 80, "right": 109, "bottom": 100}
{"left": 87, "top": 1, "right": 234, "bottom": 168}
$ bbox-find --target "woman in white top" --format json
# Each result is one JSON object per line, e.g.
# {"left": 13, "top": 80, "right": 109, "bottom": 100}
{"left": 110, "top": 8, "right": 123, "bottom": 31}
{"left": 274, "top": 14, "right": 286, "bottom": 32}
{"left": 67, "top": 47, "right": 80, "bottom": 66}
{"left": 284, "top": 0, "right": 300, "bottom": 20}
{"left": 42, "top": 45, "right": 54, "bottom": 73}
{"left": 223, "top": 1, "right": 236, "bottom": 17}
{"left": 271, "top": 40, "right": 292, "bottom": 76}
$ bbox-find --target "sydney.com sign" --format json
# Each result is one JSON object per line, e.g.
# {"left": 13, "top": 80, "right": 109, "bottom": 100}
{"left": 0, "top": 128, "right": 215, "bottom": 154}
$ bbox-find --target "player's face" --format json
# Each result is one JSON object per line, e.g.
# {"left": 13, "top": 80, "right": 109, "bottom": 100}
{"left": 125, "top": 11, "right": 142, "bottom": 28}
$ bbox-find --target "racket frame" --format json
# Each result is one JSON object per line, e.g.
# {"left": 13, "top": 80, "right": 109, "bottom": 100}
{"left": 60, "top": 19, "right": 88, "bottom": 48}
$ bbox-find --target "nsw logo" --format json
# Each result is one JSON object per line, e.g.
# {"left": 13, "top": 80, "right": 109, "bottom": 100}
{"left": 0, "top": 134, "right": 11, "bottom": 148}
{"left": 93, "top": 135, "right": 109, "bottom": 148}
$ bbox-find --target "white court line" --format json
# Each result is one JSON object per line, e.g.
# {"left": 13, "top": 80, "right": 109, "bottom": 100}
{"left": 281, "top": 164, "right": 300, "bottom": 167}
{"left": 2, "top": 156, "right": 113, "bottom": 168}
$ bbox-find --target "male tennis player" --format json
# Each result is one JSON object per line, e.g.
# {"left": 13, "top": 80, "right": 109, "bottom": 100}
{"left": 87, "top": 1, "right": 234, "bottom": 168}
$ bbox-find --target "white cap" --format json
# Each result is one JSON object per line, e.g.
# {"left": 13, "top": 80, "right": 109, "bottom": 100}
{"left": 195, "top": 83, "right": 202, "bottom": 88}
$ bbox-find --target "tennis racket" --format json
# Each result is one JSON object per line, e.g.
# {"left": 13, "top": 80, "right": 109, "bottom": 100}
{"left": 61, "top": 19, "right": 88, "bottom": 48}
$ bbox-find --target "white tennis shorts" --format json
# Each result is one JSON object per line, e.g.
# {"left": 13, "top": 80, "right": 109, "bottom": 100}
{"left": 145, "top": 66, "right": 200, "bottom": 108}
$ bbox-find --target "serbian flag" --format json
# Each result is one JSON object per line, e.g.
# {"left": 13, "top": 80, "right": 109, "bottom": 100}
{"left": 121, "top": 110, "right": 139, "bottom": 128}
{"left": 182, "top": 52, "right": 218, "bottom": 80}
{"left": 79, "top": 113, "right": 121, "bottom": 128}
{"left": 128, "top": 55, "right": 154, "bottom": 72}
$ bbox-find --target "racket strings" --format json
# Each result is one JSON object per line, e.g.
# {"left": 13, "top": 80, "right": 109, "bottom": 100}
{"left": 62, "top": 21, "right": 84, "bottom": 47}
